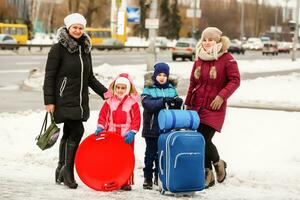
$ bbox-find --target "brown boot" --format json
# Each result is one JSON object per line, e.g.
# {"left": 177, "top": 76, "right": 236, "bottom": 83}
{"left": 213, "top": 159, "right": 227, "bottom": 183}
{"left": 205, "top": 168, "right": 215, "bottom": 189}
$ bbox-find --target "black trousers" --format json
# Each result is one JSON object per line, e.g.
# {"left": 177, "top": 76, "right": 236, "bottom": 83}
{"left": 143, "top": 137, "right": 158, "bottom": 180}
{"left": 198, "top": 123, "right": 220, "bottom": 169}
{"left": 62, "top": 120, "right": 84, "bottom": 145}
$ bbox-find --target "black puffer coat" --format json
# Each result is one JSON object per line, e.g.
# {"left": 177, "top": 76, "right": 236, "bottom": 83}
{"left": 43, "top": 27, "right": 107, "bottom": 124}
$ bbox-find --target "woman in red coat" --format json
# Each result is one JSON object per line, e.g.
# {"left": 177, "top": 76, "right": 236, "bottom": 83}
{"left": 185, "top": 27, "right": 240, "bottom": 188}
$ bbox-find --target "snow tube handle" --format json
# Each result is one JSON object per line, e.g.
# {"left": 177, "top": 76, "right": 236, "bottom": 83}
{"left": 95, "top": 133, "right": 108, "bottom": 141}
{"left": 103, "top": 181, "right": 119, "bottom": 191}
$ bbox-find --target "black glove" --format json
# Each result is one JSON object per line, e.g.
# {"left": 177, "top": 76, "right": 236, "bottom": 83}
{"left": 164, "top": 97, "right": 183, "bottom": 109}
{"left": 170, "top": 97, "right": 183, "bottom": 109}
{"left": 163, "top": 97, "right": 173, "bottom": 104}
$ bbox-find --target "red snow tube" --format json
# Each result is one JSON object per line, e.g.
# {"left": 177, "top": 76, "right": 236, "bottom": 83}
{"left": 75, "top": 132, "right": 135, "bottom": 191}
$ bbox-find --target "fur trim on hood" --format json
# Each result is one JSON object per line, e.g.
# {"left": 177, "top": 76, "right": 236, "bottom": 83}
{"left": 195, "top": 35, "right": 231, "bottom": 61}
{"left": 219, "top": 36, "right": 230, "bottom": 53}
{"left": 56, "top": 27, "right": 92, "bottom": 54}
{"left": 144, "top": 71, "right": 179, "bottom": 88}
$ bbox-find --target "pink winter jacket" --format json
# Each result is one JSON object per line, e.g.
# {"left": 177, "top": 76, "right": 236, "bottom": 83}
{"left": 185, "top": 53, "right": 240, "bottom": 132}
{"left": 97, "top": 73, "right": 141, "bottom": 137}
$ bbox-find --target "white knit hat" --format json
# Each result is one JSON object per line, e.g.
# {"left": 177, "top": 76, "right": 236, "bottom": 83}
{"left": 201, "top": 27, "right": 222, "bottom": 42}
{"left": 64, "top": 13, "right": 87, "bottom": 29}
{"left": 114, "top": 77, "right": 131, "bottom": 95}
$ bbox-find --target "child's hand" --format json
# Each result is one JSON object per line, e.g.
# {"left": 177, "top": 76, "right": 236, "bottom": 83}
{"left": 124, "top": 131, "right": 135, "bottom": 144}
{"left": 94, "top": 126, "right": 103, "bottom": 137}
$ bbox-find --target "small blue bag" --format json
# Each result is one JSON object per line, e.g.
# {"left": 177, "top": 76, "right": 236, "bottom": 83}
{"left": 158, "top": 109, "right": 200, "bottom": 131}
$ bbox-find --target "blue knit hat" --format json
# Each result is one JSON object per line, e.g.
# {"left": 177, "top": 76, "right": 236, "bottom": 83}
{"left": 153, "top": 62, "right": 170, "bottom": 78}
{"left": 152, "top": 62, "right": 170, "bottom": 88}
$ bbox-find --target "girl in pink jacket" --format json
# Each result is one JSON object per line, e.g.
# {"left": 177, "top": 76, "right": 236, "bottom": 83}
{"left": 95, "top": 73, "right": 141, "bottom": 191}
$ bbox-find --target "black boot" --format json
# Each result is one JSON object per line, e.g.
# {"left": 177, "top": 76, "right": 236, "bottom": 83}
{"left": 58, "top": 141, "right": 78, "bottom": 189}
{"left": 56, "top": 139, "right": 66, "bottom": 184}
{"left": 143, "top": 178, "right": 153, "bottom": 190}
{"left": 153, "top": 176, "right": 158, "bottom": 186}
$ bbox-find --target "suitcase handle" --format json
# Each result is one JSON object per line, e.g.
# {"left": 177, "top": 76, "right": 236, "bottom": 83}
{"left": 159, "top": 150, "right": 164, "bottom": 175}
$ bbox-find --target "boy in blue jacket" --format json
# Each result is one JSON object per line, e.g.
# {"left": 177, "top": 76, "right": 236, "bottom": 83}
{"left": 141, "top": 62, "right": 183, "bottom": 189}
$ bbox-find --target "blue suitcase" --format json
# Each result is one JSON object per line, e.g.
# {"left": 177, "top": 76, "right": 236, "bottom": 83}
{"left": 157, "top": 110, "right": 205, "bottom": 195}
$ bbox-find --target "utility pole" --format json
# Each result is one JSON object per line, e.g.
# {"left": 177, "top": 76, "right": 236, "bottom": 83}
{"left": 240, "top": 0, "right": 245, "bottom": 41}
{"left": 146, "top": 0, "right": 158, "bottom": 71}
{"left": 292, "top": 0, "right": 299, "bottom": 61}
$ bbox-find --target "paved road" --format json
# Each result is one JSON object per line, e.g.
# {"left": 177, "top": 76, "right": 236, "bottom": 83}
{"left": 0, "top": 50, "right": 299, "bottom": 112}
{"left": 1, "top": 50, "right": 299, "bottom": 88}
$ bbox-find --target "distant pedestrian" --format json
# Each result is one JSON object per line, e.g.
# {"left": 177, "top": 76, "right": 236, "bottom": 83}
{"left": 95, "top": 73, "right": 141, "bottom": 191}
{"left": 185, "top": 27, "right": 240, "bottom": 188}
{"left": 43, "top": 13, "right": 107, "bottom": 189}
{"left": 141, "top": 62, "right": 183, "bottom": 190}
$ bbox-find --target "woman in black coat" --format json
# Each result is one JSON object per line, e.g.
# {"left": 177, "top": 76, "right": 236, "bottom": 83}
{"left": 43, "top": 13, "right": 107, "bottom": 189}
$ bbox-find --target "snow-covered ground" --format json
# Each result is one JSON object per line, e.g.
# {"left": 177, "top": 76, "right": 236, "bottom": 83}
{"left": 1, "top": 58, "right": 300, "bottom": 199}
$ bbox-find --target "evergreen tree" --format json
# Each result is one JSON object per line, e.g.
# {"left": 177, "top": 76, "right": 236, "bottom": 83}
{"left": 169, "top": 0, "right": 181, "bottom": 39}
{"left": 159, "top": 0, "right": 170, "bottom": 37}
{"left": 138, "top": 0, "right": 149, "bottom": 38}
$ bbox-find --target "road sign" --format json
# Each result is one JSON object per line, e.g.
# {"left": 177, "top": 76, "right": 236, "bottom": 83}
{"left": 145, "top": 18, "right": 159, "bottom": 29}
{"left": 127, "top": 6, "right": 140, "bottom": 23}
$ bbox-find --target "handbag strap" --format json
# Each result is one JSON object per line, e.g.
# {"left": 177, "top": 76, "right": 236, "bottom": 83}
{"left": 36, "top": 112, "right": 50, "bottom": 140}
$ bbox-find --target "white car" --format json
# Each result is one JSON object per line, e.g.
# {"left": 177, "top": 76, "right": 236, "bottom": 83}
{"left": 0, "top": 34, "right": 17, "bottom": 50}
{"left": 242, "top": 37, "right": 263, "bottom": 50}
{"left": 171, "top": 38, "right": 197, "bottom": 61}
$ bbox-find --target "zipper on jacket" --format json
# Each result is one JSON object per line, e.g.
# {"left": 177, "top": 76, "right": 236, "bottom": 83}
{"left": 59, "top": 77, "right": 67, "bottom": 97}
{"left": 78, "top": 46, "right": 84, "bottom": 118}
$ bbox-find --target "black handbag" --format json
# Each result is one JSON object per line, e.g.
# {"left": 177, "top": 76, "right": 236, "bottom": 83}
{"left": 36, "top": 112, "right": 60, "bottom": 150}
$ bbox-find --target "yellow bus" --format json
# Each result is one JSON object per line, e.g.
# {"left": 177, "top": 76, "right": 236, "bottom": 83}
{"left": 85, "top": 27, "right": 112, "bottom": 45}
{"left": 0, "top": 23, "right": 28, "bottom": 44}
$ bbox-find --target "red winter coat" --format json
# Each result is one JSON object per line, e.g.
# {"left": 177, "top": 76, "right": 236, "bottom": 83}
{"left": 185, "top": 53, "right": 240, "bottom": 132}
{"left": 97, "top": 73, "right": 141, "bottom": 137}
{"left": 97, "top": 95, "right": 141, "bottom": 137}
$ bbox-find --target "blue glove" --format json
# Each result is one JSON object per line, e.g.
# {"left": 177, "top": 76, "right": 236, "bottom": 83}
{"left": 124, "top": 131, "right": 135, "bottom": 144}
{"left": 94, "top": 127, "right": 103, "bottom": 137}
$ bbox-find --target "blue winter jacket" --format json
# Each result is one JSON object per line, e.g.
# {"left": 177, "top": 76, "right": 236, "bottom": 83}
{"left": 141, "top": 83, "right": 178, "bottom": 138}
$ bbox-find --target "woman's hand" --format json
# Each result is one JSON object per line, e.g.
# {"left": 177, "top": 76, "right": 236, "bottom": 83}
{"left": 45, "top": 104, "right": 55, "bottom": 113}
{"left": 210, "top": 95, "right": 224, "bottom": 110}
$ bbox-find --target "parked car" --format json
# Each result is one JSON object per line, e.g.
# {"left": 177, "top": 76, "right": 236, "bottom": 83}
{"left": 98, "top": 38, "right": 124, "bottom": 50}
{"left": 262, "top": 41, "right": 278, "bottom": 56}
{"left": 0, "top": 34, "right": 17, "bottom": 50}
{"left": 242, "top": 37, "right": 263, "bottom": 50}
{"left": 228, "top": 39, "right": 245, "bottom": 54}
{"left": 277, "top": 42, "right": 291, "bottom": 53}
{"left": 171, "top": 38, "right": 197, "bottom": 61}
